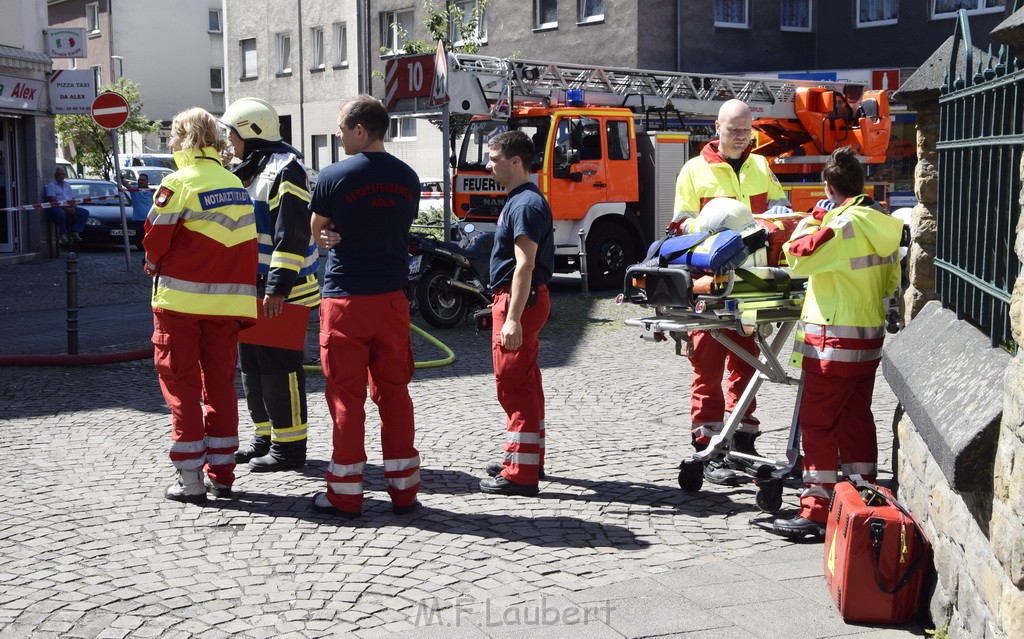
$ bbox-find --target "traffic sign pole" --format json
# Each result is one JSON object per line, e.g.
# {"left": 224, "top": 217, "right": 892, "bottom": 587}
{"left": 91, "top": 92, "right": 133, "bottom": 269}
{"left": 110, "top": 132, "right": 132, "bottom": 271}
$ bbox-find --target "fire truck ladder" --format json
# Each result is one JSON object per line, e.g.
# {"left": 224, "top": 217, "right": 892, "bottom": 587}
{"left": 447, "top": 54, "right": 860, "bottom": 121}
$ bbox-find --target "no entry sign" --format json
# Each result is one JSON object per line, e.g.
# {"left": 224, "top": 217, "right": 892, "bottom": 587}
{"left": 91, "top": 92, "right": 130, "bottom": 129}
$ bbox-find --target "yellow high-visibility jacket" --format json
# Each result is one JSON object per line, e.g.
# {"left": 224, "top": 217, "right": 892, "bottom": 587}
{"left": 783, "top": 194, "right": 902, "bottom": 376}
{"left": 143, "top": 147, "right": 258, "bottom": 321}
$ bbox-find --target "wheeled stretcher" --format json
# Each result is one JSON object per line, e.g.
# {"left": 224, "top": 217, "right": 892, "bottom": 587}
{"left": 620, "top": 261, "right": 808, "bottom": 513}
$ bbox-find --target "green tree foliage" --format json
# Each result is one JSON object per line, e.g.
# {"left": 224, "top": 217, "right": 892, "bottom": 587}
{"left": 54, "top": 77, "right": 159, "bottom": 179}
{"left": 398, "top": 0, "right": 489, "bottom": 55}
{"left": 380, "top": 0, "right": 491, "bottom": 142}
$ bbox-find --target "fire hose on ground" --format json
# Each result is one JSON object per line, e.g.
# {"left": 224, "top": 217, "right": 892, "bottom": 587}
{"left": 0, "top": 323, "right": 455, "bottom": 369}
{"left": 0, "top": 250, "right": 457, "bottom": 369}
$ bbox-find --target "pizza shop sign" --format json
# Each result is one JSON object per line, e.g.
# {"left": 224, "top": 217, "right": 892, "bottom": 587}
{"left": 0, "top": 74, "right": 44, "bottom": 111}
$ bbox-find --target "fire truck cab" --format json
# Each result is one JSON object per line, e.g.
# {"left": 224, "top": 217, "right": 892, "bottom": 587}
{"left": 405, "top": 52, "right": 893, "bottom": 290}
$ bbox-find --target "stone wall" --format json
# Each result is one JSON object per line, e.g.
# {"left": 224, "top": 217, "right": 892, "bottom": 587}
{"left": 886, "top": 98, "right": 1024, "bottom": 639}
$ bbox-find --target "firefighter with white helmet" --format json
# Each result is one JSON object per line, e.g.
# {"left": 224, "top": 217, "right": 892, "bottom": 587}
{"left": 220, "top": 97, "right": 321, "bottom": 473}
{"left": 670, "top": 99, "right": 793, "bottom": 485}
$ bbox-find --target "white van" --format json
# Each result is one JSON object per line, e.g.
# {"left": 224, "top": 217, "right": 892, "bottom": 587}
{"left": 56, "top": 158, "right": 79, "bottom": 179}
{"left": 121, "top": 153, "right": 176, "bottom": 170}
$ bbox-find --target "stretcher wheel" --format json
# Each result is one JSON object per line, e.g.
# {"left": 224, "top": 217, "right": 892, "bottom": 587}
{"left": 677, "top": 460, "right": 704, "bottom": 493}
{"left": 755, "top": 478, "right": 783, "bottom": 513}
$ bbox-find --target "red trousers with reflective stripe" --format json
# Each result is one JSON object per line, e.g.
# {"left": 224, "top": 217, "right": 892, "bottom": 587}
{"left": 491, "top": 286, "right": 550, "bottom": 484}
{"left": 152, "top": 311, "right": 241, "bottom": 486}
{"left": 798, "top": 369, "right": 879, "bottom": 523}
{"left": 319, "top": 292, "right": 418, "bottom": 513}
{"left": 689, "top": 328, "right": 759, "bottom": 444}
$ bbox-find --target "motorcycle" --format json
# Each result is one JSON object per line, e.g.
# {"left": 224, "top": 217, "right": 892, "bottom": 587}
{"left": 408, "top": 220, "right": 493, "bottom": 329}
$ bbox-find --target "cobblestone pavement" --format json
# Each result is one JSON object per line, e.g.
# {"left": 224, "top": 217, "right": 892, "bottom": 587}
{"left": 0, "top": 251, "right": 922, "bottom": 638}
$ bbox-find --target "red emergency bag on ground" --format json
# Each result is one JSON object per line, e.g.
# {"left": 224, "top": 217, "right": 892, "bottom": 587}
{"left": 823, "top": 480, "right": 931, "bottom": 624}
{"left": 753, "top": 214, "right": 804, "bottom": 266}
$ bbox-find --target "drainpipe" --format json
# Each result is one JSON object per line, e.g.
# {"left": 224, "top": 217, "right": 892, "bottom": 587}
{"left": 222, "top": 0, "right": 230, "bottom": 106}
{"left": 297, "top": 0, "right": 306, "bottom": 155}
{"left": 676, "top": 0, "right": 682, "bottom": 72}
{"left": 359, "top": 0, "right": 370, "bottom": 94}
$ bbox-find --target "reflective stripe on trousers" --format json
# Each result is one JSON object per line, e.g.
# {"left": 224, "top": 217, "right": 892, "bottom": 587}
{"left": 492, "top": 287, "right": 550, "bottom": 485}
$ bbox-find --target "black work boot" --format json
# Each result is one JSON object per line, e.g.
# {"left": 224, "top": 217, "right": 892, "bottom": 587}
{"left": 693, "top": 433, "right": 745, "bottom": 487}
{"left": 249, "top": 440, "right": 306, "bottom": 472}
{"left": 732, "top": 432, "right": 762, "bottom": 458}
{"left": 485, "top": 460, "right": 546, "bottom": 480}
{"left": 234, "top": 435, "right": 270, "bottom": 463}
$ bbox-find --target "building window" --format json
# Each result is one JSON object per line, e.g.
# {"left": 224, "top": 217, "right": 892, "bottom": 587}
{"left": 381, "top": 9, "right": 414, "bottom": 55}
{"left": 86, "top": 3, "right": 100, "bottom": 33}
{"left": 208, "top": 10, "right": 222, "bottom": 33}
{"left": 856, "top": 0, "right": 898, "bottom": 27}
{"left": 385, "top": 117, "right": 417, "bottom": 141}
{"left": 240, "top": 38, "right": 257, "bottom": 79}
{"left": 780, "top": 0, "right": 811, "bottom": 31}
{"left": 714, "top": 0, "right": 749, "bottom": 28}
{"left": 333, "top": 22, "right": 348, "bottom": 67}
{"left": 276, "top": 33, "right": 292, "bottom": 74}
{"left": 931, "top": 0, "right": 1005, "bottom": 18}
{"left": 535, "top": 0, "right": 558, "bottom": 29}
{"left": 451, "top": 0, "right": 488, "bottom": 44}
{"left": 578, "top": 0, "right": 604, "bottom": 24}
{"left": 210, "top": 68, "right": 224, "bottom": 92}
{"left": 311, "top": 134, "right": 329, "bottom": 170}
{"left": 310, "top": 27, "right": 325, "bottom": 70}
{"left": 90, "top": 64, "right": 102, "bottom": 88}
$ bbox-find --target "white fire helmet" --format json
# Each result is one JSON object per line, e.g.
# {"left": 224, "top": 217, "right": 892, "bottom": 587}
{"left": 220, "top": 97, "right": 282, "bottom": 142}
{"left": 694, "top": 197, "right": 757, "bottom": 234}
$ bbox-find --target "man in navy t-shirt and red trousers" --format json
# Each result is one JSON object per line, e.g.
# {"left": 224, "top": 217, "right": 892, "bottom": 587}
{"left": 480, "top": 130, "right": 555, "bottom": 497}
{"left": 310, "top": 95, "right": 420, "bottom": 518}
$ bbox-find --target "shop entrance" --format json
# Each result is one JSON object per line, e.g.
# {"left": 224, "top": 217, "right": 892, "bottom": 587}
{"left": 0, "top": 117, "right": 21, "bottom": 253}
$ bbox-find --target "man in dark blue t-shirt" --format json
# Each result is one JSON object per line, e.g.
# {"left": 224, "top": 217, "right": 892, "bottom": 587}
{"left": 309, "top": 95, "right": 421, "bottom": 519}
{"left": 479, "top": 130, "right": 555, "bottom": 497}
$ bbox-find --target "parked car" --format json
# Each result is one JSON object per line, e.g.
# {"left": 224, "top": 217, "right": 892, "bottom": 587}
{"left": 69, "top": 179, "right": 141, "bottom": 247}
{"left": 120, "top": 153, "right": 176, "bottom": 170}
{"left": 120, "top": 166, "right": 172, "bottom": 187}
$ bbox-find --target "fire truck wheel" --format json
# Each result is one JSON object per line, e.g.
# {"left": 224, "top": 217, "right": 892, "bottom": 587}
{"left": 416, "top": 265, "right": 466, "bottom": 329}
{"left": 586, "top": 223, "right": 637, "bottom": 291}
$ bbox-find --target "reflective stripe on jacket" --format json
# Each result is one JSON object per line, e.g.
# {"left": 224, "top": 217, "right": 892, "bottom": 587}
{"left": 783, "top": 194, "right": 902, "bottom": 375}
{"left": 144, "top": 147, "right": 258, "bottom": 320}
{"left": 248, "top": 152, "right": 321, "bottom": 308}
{"left": 673, "top": 140, "right": 788, "bottom": 228}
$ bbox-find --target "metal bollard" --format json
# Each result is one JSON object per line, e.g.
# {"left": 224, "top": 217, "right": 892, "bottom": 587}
{"left": 66, "top": 251, "right": 79, "bottom": 355}
{"left": 577, "top": 228, "right": 589, "bottom": 296}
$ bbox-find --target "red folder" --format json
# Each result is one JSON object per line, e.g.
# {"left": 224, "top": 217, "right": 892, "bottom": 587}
{"left": 239, "top": 303, "right": 312, "bottom": 350}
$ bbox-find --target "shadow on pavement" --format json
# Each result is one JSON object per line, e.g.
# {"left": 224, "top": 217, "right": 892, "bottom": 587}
{"left": 203, "top": 489, "right": 651, "bottom": 550}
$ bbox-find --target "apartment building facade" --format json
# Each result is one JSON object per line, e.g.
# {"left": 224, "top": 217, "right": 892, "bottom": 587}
{"left": 47, "top": 0, "right": 227, "bottom": 154}
{"left": 0, "top": 0, "right": 55, "bottom": 256}
{"left": 224, "top": 0, "right": 360, "bottom": 174}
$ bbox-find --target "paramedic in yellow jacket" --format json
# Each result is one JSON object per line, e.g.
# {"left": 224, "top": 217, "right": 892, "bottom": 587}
{"left": 144, "top": 107, "right": 258, "bottom": 505}
{"left": 774, "top": 147, "right": 902, "bottom": 539}
{"left": 670, "top": 99, "right": 791, "bottom": 485}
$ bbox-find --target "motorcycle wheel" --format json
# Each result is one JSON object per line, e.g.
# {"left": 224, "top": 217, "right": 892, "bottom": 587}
{"left": 416, "top": 265, "right": 466, "bottom": 329}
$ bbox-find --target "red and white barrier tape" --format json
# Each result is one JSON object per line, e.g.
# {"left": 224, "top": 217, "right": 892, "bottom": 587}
{"left": 0, "top": 187, "right": 152, "bottom": 213}
{"left": 0, "top": 194, "right": 121, "bottom": 214}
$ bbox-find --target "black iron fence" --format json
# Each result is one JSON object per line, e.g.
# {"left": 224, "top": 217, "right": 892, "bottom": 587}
{"left": 937, "top": 8, "right": 1023, "bottom": 351}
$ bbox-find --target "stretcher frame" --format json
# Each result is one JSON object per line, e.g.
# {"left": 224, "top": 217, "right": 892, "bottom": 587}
{"left": 622, "top": 264, "right": 806, "bottom": 512}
